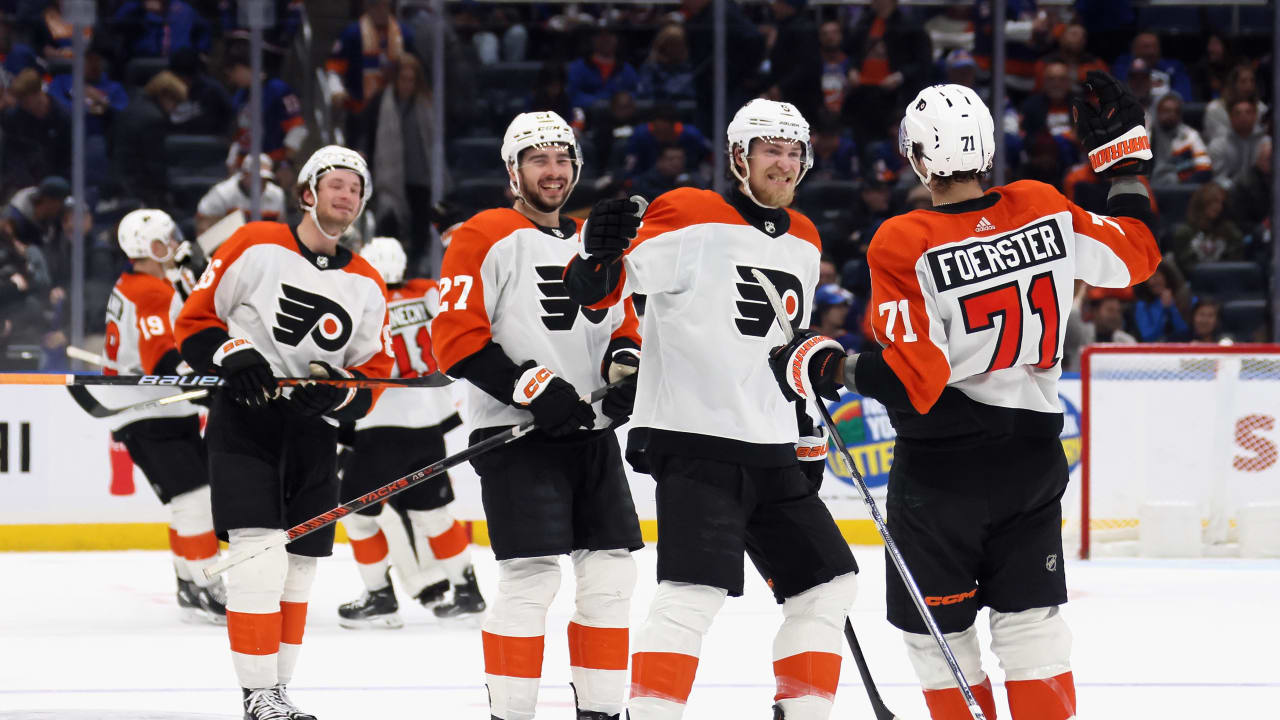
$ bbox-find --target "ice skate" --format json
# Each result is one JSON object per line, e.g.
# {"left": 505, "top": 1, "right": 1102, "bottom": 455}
{"left": 432, "top": 565, "right": 486, "bottom": 619}
{"left": 415, "top": 578, "right": 449, "bottom": 609}
{"left": 337, "top": 583, "right": 403, "bottom": 629}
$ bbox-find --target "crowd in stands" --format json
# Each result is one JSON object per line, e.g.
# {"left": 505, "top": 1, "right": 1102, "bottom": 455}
{"left": 0, "top": 0, "right": 1274, "bottom": 371}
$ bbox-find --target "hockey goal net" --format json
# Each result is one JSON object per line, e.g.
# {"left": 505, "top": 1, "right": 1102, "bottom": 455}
{"left": 1073, "top": 343, "right": 1280, "bottom": 558}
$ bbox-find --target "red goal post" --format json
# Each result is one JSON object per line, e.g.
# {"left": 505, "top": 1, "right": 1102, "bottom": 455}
{"left": 1078, "top": 343, "right": 1280, "bottom": 559}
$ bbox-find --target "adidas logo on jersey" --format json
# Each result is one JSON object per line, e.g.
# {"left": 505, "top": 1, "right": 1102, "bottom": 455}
{"left": 975, "top": 217, "right": 996, "bottom": 233}
{"left": 273, "top": 284, "right": 354, "bottom": 350}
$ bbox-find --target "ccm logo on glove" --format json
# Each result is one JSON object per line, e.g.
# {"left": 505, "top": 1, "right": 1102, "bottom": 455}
{"left": 514, "top": 365, "right": 556, "bottom": 405}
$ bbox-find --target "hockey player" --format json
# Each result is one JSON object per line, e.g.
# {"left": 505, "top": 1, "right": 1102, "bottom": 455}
{"left": 768, "top": 76, "right": 1161, "bottom": 720}
{"left": 101, "top": 208, "right": 224, "bottom": 624}
{"left": 175, "top": 145, "right": 394, "bottom": 720}
{"left": 562, "top": 98, "right": 860, "bottom": 720}
{"left": 431, "top": 111, "right": 644, "bottom": 720}
{"left": 335, "top": 235, "right": 485, "bottom": 628}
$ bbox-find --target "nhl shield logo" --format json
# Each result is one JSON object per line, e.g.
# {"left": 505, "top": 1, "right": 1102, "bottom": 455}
{"left": 764, "top": 220, "right": 776, "bottom": 234}
{"left": 1045, "top": 554, "right": 1058, "bottom": 572}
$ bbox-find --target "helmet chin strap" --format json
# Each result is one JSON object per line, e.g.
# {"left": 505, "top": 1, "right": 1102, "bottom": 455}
{"left": 509, "top": 157, "right": 580, "bottom": 215}
{"left": 307, "top": 175, "right": 352, "bottom": 241}
{"left": 731, "top": 148, "right": 797, "bottom": 210}
{"left": 908, "top": 154, "right": 933, "bottom": 189}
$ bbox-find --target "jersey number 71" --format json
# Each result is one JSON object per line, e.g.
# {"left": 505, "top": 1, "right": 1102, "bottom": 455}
{"left": 958, "top": 271, "right": 1061, "bottom": 372}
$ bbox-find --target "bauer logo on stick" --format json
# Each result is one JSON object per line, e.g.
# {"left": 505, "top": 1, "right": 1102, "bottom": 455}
{"left": 273, "top": 283, "right": 354, "bottom": 350}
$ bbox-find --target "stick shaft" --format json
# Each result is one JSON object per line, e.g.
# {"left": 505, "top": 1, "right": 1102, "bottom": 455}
{"left": 0, "top": 372, "right": 449, "bottom": 389}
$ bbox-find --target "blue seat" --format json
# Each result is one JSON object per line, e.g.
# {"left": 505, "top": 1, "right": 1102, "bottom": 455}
{"left": 1189, "top": 261, "right": 1266, "bottom": 301}
{"left": 1221, "top": 298, "right": 1270, "bottom": 340}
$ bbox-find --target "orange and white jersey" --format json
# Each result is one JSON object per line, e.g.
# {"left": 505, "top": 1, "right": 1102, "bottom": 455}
{"left": 358, "top": 278, "right": 457, "bottom": 430}
{"left": 432, "top": 208, "right": 640, "bottom": 433}
{"left": 174, "top": 221, "right": 394, "bottom": 405}
{"left": 859, "top": 179, "right": 1159, "bottom": 438}
{"left": 99, "top": 272, "right": 198, "bottom": 430}
{"left": 589, "top": 187, "right": 823, "bottom": 464}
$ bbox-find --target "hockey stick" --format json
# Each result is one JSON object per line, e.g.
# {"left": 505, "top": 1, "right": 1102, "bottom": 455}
{"left": 751, "top": 269, "right": 986, "bottom": 720}
{"left": 202, "top": 382, "right": 618, "bottom": 581}
{"left": 66, "top": 345, "right": 129, "bottom": 372}
{"left": 844, "top": 619, "right": 898, "bottom": 720}
{"left": 0, "top": 371, "right": 450, "bottom": 389}
{"left": 66, "top": 384, "right": 209, "bottom": 419}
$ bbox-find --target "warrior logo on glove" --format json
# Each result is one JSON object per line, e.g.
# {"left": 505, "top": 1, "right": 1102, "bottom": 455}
{"left": 1072, "top": 70, "right": 1153, "bottom": 178}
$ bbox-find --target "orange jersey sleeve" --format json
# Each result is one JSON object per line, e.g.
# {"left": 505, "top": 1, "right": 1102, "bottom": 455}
{"left": 431, "top": 210, "right": 518, "bottom": 374}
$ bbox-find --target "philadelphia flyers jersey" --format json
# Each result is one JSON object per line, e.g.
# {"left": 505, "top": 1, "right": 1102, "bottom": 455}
{"left": 358, "top": 278, "right": 457, "bottom": 430}
{"left": 98, "top": 271, "right": 198, "bottom": 431}
{"left": 854, "top": 179, "right": 1160, "bottom": 439}
{"left": 432, "top": 208, "right": 641, "bottom": 433}
{"left": 582, "top": 187, "right": 822, "bottom": 465}
{"left": 174, "top": 222, "right": 394, "bottom": 403}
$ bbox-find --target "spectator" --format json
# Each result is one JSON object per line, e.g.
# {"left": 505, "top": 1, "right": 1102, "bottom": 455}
{"left": 1125, "top": 58, "right": 1162, "bottom": 125}
{"left": 1, "top": 68, "right": 72, "bottom": 198}
{"left": 566, "top": 27, "right": 638, "bottom": 110}
{"left": 842, "top": 0, "right": 932, "bottom": 141}
{"left": 591, "top": 90, "right": 639, "bottom": 172}
{"left": 226, "top": 42, "right": 305, "bottom": 165}
{"left": 1227, "top": 137, "right": 1272, "bottom": 251}
{"left": 111, "top": 0, "right": 211, "bottom": 58}
{"left": 168, "top": 47, "right": 234, "bottom": 137}
{"left": 682, "top": 0, "right": 766, "bottom": 131}
{"left": 1180, "top": 297, "right": 1227, "bottom": 344}
{"left": 194, "top": 154, "right": 285, "bottom": 234}
{"left": 0, "top": 217, "right": 55, "bottom": 369}
{"left": 923, "top": 4, "right": 973, "bottom": 61}
{"left": 1064, "top": 287, "right": 1136, "bottom": 370}
{"left": 32, "top": 0, "right": 86, "bottom": 62}
{"left": 1020, "top": 60, "right": 1080, "bottom": 141}
{"left": 810, "top": 282, "right": 862, "bottom": 351}
{"left": 326, "top": 0, "right": 415, "bottom": 143}
{"left": 623, "top": 103, "right": 711, "bottom": 177}
{"left": 1132, "top": 263, "right": 1190, "bottom": 342}
{"left": 526, "top": 61, "right": 581, "bottom": 129}
{"left": 1149, "top": 93, "right": 1213, "bottom": 187}
{"left": 1208, "top": 97, "right": 1267, "bottom": 188}
{"left": 973, "top": 0, "right": 1055, "bottom": 97}
{"left": 905, "top": 184, "right": 932, "bottom": 210}
{"left": 636, "top": 23, "right": 695, "bottom": 105}
{"left": 808, "top": 110, "right": 857, "bottom": 181}
{"left": 1, "top": 15, "right": 41, "bottom": 82}
{"left": 465, "top": 6, "right": 528, "bottom": 65}
{"left": 1034, "top": 22, "right": 1107, "bottom": 91}
{"left": 1171, "top": 182, "right": 1244, "bottom": 272}
{"left": 762, "top": 0, "right": 822, "bottom": 121}
{"left": 1204, "top": 64, "right": 1268, "bottom": 145}
{"left": 362, "top": 53, "right": 441, "bottom": 272}
{"left": 1089, "top": 296, "right": 1138, "bottom": 344}
{"left": 818, "top": 255, "right": 838, "bottom": 286}
{"left": 112, "top": 70, "right": 186, "bottom": 208}
{"left": 630, "top": 143, "right": 703, "bottom": 199}
{"left": 1111, "top": 31, "right": 1193, "bottom": 102}
{"left": 1189, "top": 33, "right": 1233, "bottom": 104}
{"left": 4, "top": 176, "right": 70, "bottom": 249}
{"left": 47, "top": 42, "right": 127, "bottom": 192}
{"left": 817, "top": 20, "right": 853, "bottom": 114}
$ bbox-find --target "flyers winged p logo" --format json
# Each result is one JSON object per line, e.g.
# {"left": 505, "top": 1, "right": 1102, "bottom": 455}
{"left": 535, "top": 265, "right": 607, "bottom": 331}
{"left": 273, "top": 283, "right": 354, "bottom": 351}
{"left": 734, "top": 266, "right": 804, "bottom": 338}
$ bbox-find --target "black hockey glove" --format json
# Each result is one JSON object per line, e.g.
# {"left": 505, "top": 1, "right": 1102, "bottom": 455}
{"left": 769, "top": 330, "right": 846, "bottom": 403}
{"left": 1072, "top": 70, "right": 1152, "bottom": 179}
{"left": 288, "top": 361, "right": 355, "bottom": 417}
{"left": 582, "top": 195, "right": 647, "bottom": 262}
{"left": 601, "top": 348, "right": 640, "bottom": 423}
{"left": 512, "top": 360, "right": 596, "bottom": 436}
{"left": 795, "top": 406, "right": 828, "bottom": 492}
{"left": 215, "top": 338, "right": 278, "bottom": 409}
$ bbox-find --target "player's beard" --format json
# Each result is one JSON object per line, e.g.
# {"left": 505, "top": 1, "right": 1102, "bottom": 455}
{"left": 747, "top": 169, "right": 797, "bottom": 208}
{"left": 518, "top": 173, "right": 572, "bottom": 214}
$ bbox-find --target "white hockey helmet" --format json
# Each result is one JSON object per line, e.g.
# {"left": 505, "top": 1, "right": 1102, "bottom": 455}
{"left": 501, "top": 111, "right": 583, "bottom": 209}
{"left": 899, "top": 84, "right": 995, "bottom": 186}
{"left": 726, "top": 98, "right": 814, "bottom": 207}
{"left": 117, "top": 208, "right": 178, "bottom": 262}
{"left": 297, "top": 144, "right": 373, "bottom": 240}
{"left": 360, "top": 236, "right": 408, "bottom": 285}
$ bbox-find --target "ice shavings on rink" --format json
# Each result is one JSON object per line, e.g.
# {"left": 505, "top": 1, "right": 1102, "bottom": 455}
{"left": 1, "top": 547, "right": 1277, "bottom": 718}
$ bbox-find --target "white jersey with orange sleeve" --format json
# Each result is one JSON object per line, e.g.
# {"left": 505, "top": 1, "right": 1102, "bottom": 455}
{"left": 852, "top": 179, "right": 1161, "bottom": 439}
{"left": 98, "top": 271, "right": 199, "bottom": 431}
{"left": 569, "top": 187, "right": 822, "bottom": 465}
{"left": 431, "top": 208, "right": 640, "bottom": 433}
{"left": 357, "top": 278, "right": 458, "bottom": 430}
{"left": 174, "top": 221, "right": 394, "bottom": 411}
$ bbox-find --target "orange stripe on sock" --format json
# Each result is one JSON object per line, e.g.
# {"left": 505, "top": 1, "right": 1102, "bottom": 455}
{"left": 568, "top": 621, "right": 629, "bottom": 671}
{"left": 1007, "top": 672, "right": 1075, "bottom": 720}
{"left": 179, "top": 530, "right": 219, "bottom": 561}
{"left": 922, "top": 678, "right": 998, "bottom": 720}
{"left": 350, "top": 530, "right": 389, "bottom": 564}
{"left": 482, "top": 631, "right": 545, "bottom": 679}
{"left": 280, "top": 601, "right": 308, "bottom": 645}
{"left": 427, "top": 520, "right": 469, "bottom": 560}
{"left": 227, "top": 611, "right": 282, "bottom": 656}
{"left": 168, "top": 527, "right": 180, "bottom": 554}
{"left": 773, "top": 651, "right": 842, "bottom": 702}
{"left": 630, "top": 651, "right": 699, "bottom": 704}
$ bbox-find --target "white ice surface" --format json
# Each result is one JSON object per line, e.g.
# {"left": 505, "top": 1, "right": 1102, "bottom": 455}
{"left": 1, "top": 547, "right": 1277, "bottom": 719}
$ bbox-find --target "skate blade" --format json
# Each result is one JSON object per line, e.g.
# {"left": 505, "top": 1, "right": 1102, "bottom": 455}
{"left": 179, "top": 607, "right": 227, "bottom": 626}
{"left": 337, "top": 613, "right": 405, "bottom": 630}
{"left": 434, "top": 609, "right": 485, "bottom": 627}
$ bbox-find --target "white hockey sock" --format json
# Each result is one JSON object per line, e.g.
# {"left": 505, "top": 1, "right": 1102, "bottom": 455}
{"left": 568, "top": 549, "right": 636, "bottom": 716}
{"left": 629, "top": 582, "right": 727, "bottom": 720}
{"left": 226, "top": 528, "right": 288, "bottom": 690}
{"left": 168, "top": 528, "right": 192, "bottom": 581}
{"left": 169, "top": 487, "right": 219, "bottom": 587}
{"left": 483, "top": 556, "right": 561, "bottom": 720}
{"left": 277, "top": 553, "right": 317, "bottom": 686}
{"left": 340, "top": 513, "right": 391, "bottom": 591}
{"left": 772, "top": 572, "right": 858, "bottom": 720}
{"left": 408, "top": 508, "right": 472, "bottom": 585}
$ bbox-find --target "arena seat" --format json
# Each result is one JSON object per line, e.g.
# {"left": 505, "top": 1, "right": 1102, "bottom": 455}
{"left": 1221, "top": 297, "right": 1270, "bottom": 339}
{"left": 165, "top": 135, "right": 230, "bottom": 182}
{"left": 123, "top": 57, "right": 169, "bottom": 90}
{"left": 1189, "top": 261, "right": 1267, "bottom": 301}
{"left": 452, "top": 136, "right": 504, "bottom": 178}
